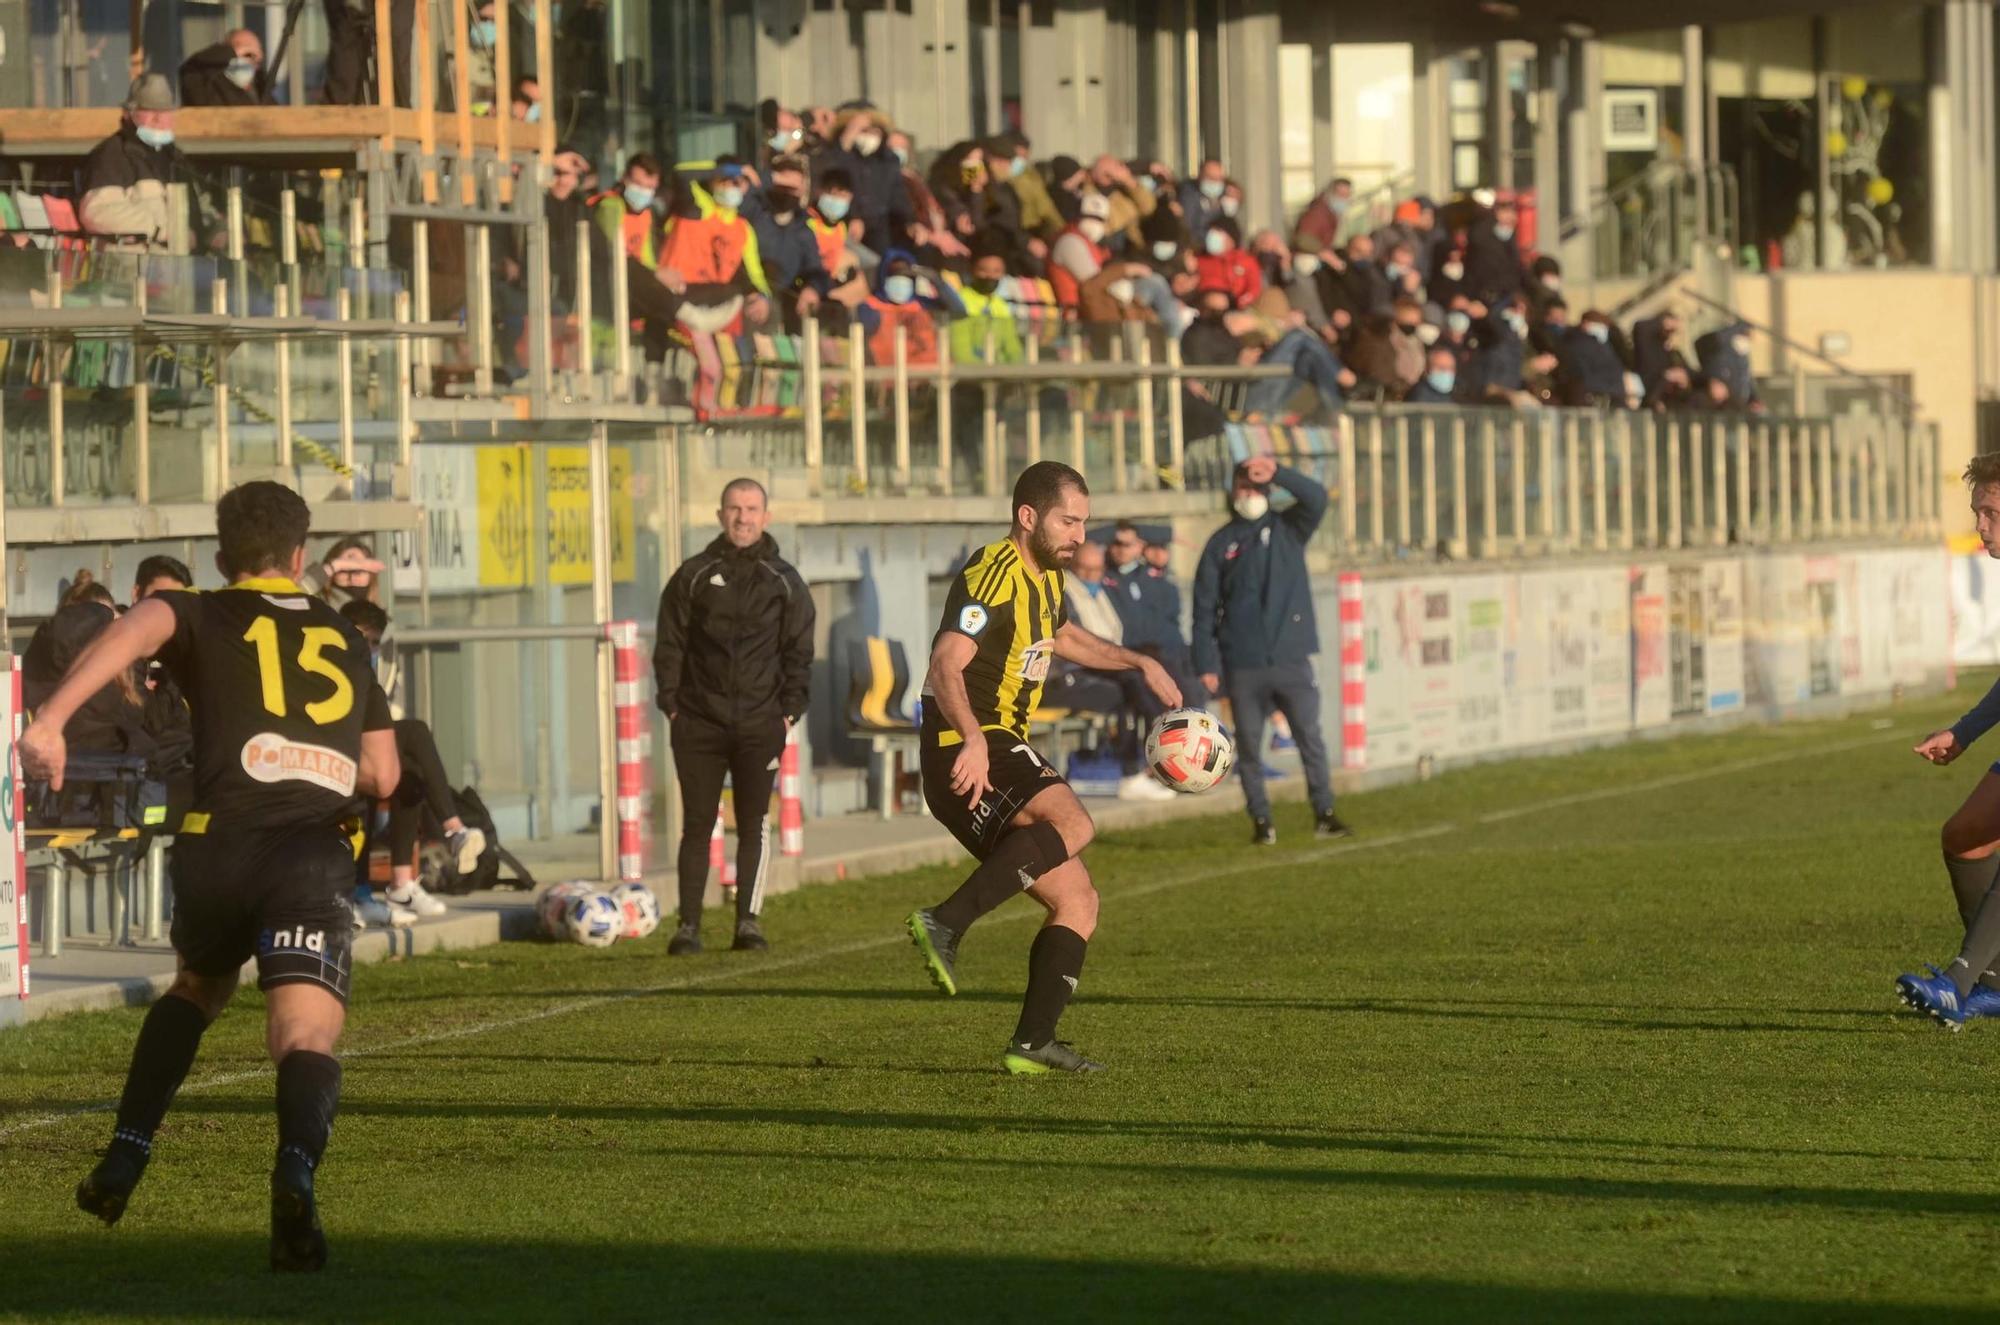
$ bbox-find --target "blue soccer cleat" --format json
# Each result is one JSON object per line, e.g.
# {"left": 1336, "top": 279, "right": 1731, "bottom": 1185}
{"left": 1894, "top": 968, "right": 1968, "bottom": 1030}
{"left": 1966, "top": 985, "right": 2000, "bottom": 1020}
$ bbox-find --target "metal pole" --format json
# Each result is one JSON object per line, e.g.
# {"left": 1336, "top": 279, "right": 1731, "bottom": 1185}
{"left": 574, "top": 219, "right": 594, "bottom": 397}
{"left": 610, "top": 221, "right": 632, "bottom": 396}
{"left": 1615, "top": 413, "right": 1633, "bottom": 551}
{"left": 849, "top": 323, "right": 868, "bottom": 489}
{"left": 1564, "top": 413, "right": 1583, "bottom": 550}
{"left": 275, "top": 284, "right": 293, "bottom": 472}
{"left": 1024, "top": 334, "right": 1042, "bottom": 464}
{"left": 337, "top": 288, "right": 356, "bottom": 475}
{"left": 133, "top": 268, "right": 149, "bottom": 506}
{"left": 892, "top": 323, "right": 912, "bottom": 488}
{"left": 211, "top": 277, "right": 229, "bottom": 495}
{"left": 1136, "top": 333, "right": 1156, "bottom": 486}
{"left": 280, "top": 187, "right": 298, "bottom": 268}
{"left": 588, "top": 421, "right": 617, "bottom": 882}
{"left": 1109, "top": 337, "right": 1128, "bottom": 492}
{"left": 1479, "top": 416, "right": 1497, "bottom": 557}
{"left": 1731, "top": 420, "right": 1749, "bottom": 545}
{"left": 1537, "top": 415, "right": 1556, "bottom": 543}
{"left": 1687, "top": 418, "right": 1706, "bottom": 544}
{"left": 936, "top": 330, "right": 954, "bottom": 492}
{"left": 1508, "top": 415, "right": 1526, "bottom": 551}
{"left": 227, "top": 183, "right": 244, "bottom": 263}
{"left": 393, "top": 291, "right": 413, "bottom": 474}
{"left": 1642, "top": 414, "right": 1659, "bottom": 548}
{"left": 43, "top": 856, "right": 63, "bottom": 958}
{"left": 143, "top": 834, "right": 165, "bottom": 941}
{"left": 1666, "top": 417, "right": 1682, "bottom": 548}
{"left": 1817, "top": 421, "right": 1835, "bottom": 537}
{"left": 1589, "top": 411, "right": 1608, "bottom": 551}
{"left": 1394, "top": 418, "right": 1413, "bottom": 549}
{"left": 803, "top": 314, "right": 825, "bottom": 491}
{"left": 527, "top": 179, "right": 553, "bottom": 402}
{"left": 47, "top": 268, "right": 63, "bottom": 508}
{"left": 1834, "top": 420, "right": 1851, "bottom": 535}
{"left": 412, "top": 219, "right": 432, "bottom": 380}
{"left": 472, "top": 223, "right": 495, "bottom": 397}
{"left": 1068, "top": 372, "right": 1085, "bottom": 485}
{"left": 1166, "top": 337, "right": 1186, "bottom": 484}
{"left": 1338, "top": 414, "right": 1359, "bottom": 553}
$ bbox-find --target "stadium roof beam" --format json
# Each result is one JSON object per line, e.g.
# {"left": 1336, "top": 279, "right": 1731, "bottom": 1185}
{"left": 1333, "top": 0, "right": 1889, "bottom": 43}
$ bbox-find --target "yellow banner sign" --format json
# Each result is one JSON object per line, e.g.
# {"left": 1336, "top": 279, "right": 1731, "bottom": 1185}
{"left": 475, "top": 445, "right": 635, "bottom": 588}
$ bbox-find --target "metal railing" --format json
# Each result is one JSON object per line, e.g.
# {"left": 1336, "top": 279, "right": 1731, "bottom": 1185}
{"left": 1567, "top": 161, "right": 1738, "bottom": 290}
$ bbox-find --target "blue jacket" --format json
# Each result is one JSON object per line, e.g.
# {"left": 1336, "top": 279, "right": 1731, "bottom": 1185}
{"left": 1107, "top": 559, "right": 1181, "bottom": 654}
{"left": 1192, "top": 467, "right": 1328, "bottom": 675}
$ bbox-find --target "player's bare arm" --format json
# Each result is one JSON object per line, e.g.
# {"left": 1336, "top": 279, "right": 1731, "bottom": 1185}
{"left": 1916, "top": 729, "right": 1961, "bottom": 765}
{"left": 1054, "top": 620, "right": 1182, "bottom": 709}
{"left": 356, "top": 726, "right": 402, "bottom": 798}
{"left": 20, "top": 597, "right": 178, "bottom": 790}
{"left": 927, "top": 631, "right": 991, "bottom": 808}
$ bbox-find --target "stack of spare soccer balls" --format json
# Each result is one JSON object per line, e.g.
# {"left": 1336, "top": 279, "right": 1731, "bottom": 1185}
{"left": 537, "top": 880, "right": 661, "bottom": 948}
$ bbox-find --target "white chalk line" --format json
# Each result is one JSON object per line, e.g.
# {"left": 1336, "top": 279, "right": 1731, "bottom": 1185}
{"left": 0, "top": 727, "right": 1896, "bottom": 1143}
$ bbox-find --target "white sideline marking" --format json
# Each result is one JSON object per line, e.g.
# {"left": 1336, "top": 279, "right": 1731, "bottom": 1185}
{"left": 0, "top": 729, "right": 1894, "bottom": 1143}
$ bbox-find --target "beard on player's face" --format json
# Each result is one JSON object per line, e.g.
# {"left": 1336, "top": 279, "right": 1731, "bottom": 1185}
{"left": 1028, "top": 520, "right": 1078, "bottom": 569}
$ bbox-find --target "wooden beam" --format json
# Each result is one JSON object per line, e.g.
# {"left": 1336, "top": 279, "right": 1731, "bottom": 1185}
{"left": 534, "top": 0, "right": 553, "bottom": 165}
{"left": 449, "top": 0, "right": 475, "bottom": 206}
{"left": 415, "top": 0, "right": 437, "bottom": 203}
{"left": 374, "top": 0, "right": 395, "bottom": 145}
{"left": 495, "top": 0, "right": 513, "bottom": 202}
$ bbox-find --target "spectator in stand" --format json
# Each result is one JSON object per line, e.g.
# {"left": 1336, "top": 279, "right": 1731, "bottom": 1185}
{"left": 822, "top": 106, "right": 914, "bottom": 257}
{"left": 988, "top": 132, "right": 1061, "bottom": 260}
{"left": 1182, "top": 285, "right": 1352, "bottom": 421}
{"left": 1045, "top": 538, "right": 1173, "bottom": 802}
{"left": 544, "top": 147, "right": 589, "bottom": 313}
{"left": 1221, "top": 179, "right": 1245, "bottom": 225}
{"left": 1280, "top": 237, "right": 1335, "bottom": 332}
{"left": 1142, "top": 206, "right": 1196, "bottom": 297}
{"left": 1406, "top": 345, "right": 1463, "bottom": 404}
{"left": 950, "top": 239, "right": 1024, "bottom": 366}
{"left": 1178, "top": 158, "right": 1229, "bottom": 243}
{"left": 1465, "top": 298, "right": 1546, "bottom": 403}
{"left": 926, "top": 141, "right": 991, "bottom": 261}
{"left": 324, "top": 0, "right": 412, "bottom": 106}
{"left": 1089, "top": 154, "right": 1156, "bottom": 251}
{"left": 588, "top": 153, "right": 676, "bottom": 362}
{"left": 1373, "top": 197, "right": 1438, "bottom": 280}
{"left": 1293, "top": 175, "right": 1355, "bottom": 253}
{"left": 180, "top": 29, "right": 271, "bottom": 107}
{"left": 808, "top": 170, "right": 871, "bottom": 323}
{"left": 82, "top": 76, "right": 210, "bottom": 252}
{"left": 1195, "top": 218, "right": 1262, "bottom": 311}
{"left": 1633, "top": 309, "right": 1697, "bottom": 408}
{"left": 892, "top": 129, "right": 968, "bottom": 269}
{"left": 1463, "top": 199, "right": 1525, "bottom": 307}
{"left": 509, "top": 75, "right": 543, "bottom": 124}
{"left": 22, "top": 592, "right": 159, "bottom": 772}
{"left": 1046, "top": 154, "right": 1089, "bottom": 227}
{"left": 660, "top": 159, "right": 773, "bottom": 410}
{"left": 1552, "top": 309, "right": 1633, "bottom": 408}
{"left": 1695, "top": 320, "right": 1763, "bottom": 411}
{"left": 801, "top": 105, "right": 836, "bottom": 153}
{"left": 1345, "top": 298, "right": 1427, "bottom": 398}
{"left": 1106, "top": 519, "right": 1203, "bottom": 714}
{"left": 745, "top": 154, "right": 828, "bottom": 332}
{"left": 1337, "top": 232, "right": 1393, "bottom": 319}
{"left": 856, "top": 250, "right": 963, "bottom": 366}
{"left": 1049, "top": 192, "right": 1114, "bottom": 316}
{"left": 759, "top": 99, "right": 806, "bottom": 170}
{"left": 1383, "top": 240, "right": 1425, "bottom": 307}
{"left": 1524, "top": 255, "right": 1564, "bottom": 323}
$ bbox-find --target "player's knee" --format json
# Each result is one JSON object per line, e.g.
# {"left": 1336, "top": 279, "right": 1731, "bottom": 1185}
{"left": 167, "top": 971, "right": 236, "bottom": 1021}
{"left": 1944, "top": 815, "right": 1993, "bottom": 859}
{"left": 1060, "top": 875, "right": 1099, "bottom": 938}
{"left": 268, "top": 1021, "right": 339, "bottom": 1061}
{"left": 1054, "top": 807, "right": 1095, "bottom": 857}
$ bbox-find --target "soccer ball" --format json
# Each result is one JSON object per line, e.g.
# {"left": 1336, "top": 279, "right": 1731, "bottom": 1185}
{"left": 1145, "top": 708, "right": 1236, "bottom": 793}
{"left": 564, "top": 890, "right": 624, "bottom": 948}
{"left": 536, "top": 881, "right": 596, "bottom": 940}
{"left": 612, "top": 882, "right": 661, "bottom": 940}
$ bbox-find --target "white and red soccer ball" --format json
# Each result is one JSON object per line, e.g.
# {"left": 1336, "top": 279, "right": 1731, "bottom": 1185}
{"left": 1145, "top": 708, "right": 1235, "bottom": 794}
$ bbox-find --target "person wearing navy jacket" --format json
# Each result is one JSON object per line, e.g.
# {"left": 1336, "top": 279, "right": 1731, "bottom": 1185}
{"left": 1192, "top": 457, "right": 1349, "bottom": 846}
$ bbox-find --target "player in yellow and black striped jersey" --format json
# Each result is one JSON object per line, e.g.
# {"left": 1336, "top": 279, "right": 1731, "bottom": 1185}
{"left": 20, "top": 482, "right": 401, "bottom": 1271}
{"left": 907, "top": 461, "right": 1181, "bottom": 1076}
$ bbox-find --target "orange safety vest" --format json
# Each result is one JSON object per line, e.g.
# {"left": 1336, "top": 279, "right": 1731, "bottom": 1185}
{"left": 808, "top": 214, "right": 847, "bottom": 274}
{"left": 660, "top": 210, "right": 752, "bottom": 285}
{"left": 865, "top": 298, "right": 938, "bottom": 366}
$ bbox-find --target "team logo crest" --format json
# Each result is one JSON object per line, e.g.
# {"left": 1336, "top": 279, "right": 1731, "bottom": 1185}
{"left": 959, "top": 604, "right": 989, "bottom": 635}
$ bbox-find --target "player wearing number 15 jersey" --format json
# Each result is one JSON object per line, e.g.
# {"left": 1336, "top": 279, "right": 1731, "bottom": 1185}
{"left": 905, "top": 462, "right": 1181, "bottom": 1074}
{"left": 21, "top": 482, "right": 399, "bottom": 1272}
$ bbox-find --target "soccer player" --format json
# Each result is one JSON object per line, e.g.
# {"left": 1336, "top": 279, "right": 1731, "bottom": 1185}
{"left": 1900, "top": 455, "right": 2000, "bottom": 1027}
{"left": 21, "top": 482, "right": 399, "bottom": 1269}
{"left": 905, "top": 462, "right": 1180, "bottom": 1074}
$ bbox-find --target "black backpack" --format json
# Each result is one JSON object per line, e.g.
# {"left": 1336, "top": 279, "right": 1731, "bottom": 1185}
{"left": 427, "top": 784, "right": 537, "bottom": 894}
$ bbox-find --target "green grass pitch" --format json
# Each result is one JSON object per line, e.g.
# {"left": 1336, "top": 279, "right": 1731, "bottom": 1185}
{"left": 6, "top": 682, "right": 2000, "bottom": 1323}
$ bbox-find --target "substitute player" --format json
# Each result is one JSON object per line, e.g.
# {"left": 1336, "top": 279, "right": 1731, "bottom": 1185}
{"left": 905, "top": 462, "right": 1179, "bottom": 1073}
{"left": 21, "top": 482, "right": 399, "bottom": 1269}
{"left": 1900, "top": 455, "right": 2000, "bottom": 1026}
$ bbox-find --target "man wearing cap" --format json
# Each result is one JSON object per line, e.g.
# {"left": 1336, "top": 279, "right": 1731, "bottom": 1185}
{"left": 1049, "top": 192, "right": 1119, "bottom": 317}
{"left": 82, "top": 76, "right": 205, "bottom": 252}
{"left": 1192, "top": 455, "right": 1349, "bottom": 847}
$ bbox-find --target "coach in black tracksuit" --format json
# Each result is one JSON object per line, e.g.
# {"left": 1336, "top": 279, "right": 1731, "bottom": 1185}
{"left": 654, "top": 478, "right": 814, "bottom": 956}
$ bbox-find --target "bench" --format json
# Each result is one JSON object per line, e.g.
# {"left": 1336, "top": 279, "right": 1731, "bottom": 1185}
{"left": 25, "top": 828, "right": 170, "bottom": 959}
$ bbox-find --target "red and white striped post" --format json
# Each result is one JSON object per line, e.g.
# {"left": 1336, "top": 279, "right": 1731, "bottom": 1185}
{"left": 606, "top": 620, "right": 647, "bottom": 883}
{"left": 1337, "top": 572, "right": 1366, "bottom": 770}
{"left": 779, "top": 722, "right": 803, "bottom": 857}
{"left": 710, "top": 807, "right": 737, "bottom": 896}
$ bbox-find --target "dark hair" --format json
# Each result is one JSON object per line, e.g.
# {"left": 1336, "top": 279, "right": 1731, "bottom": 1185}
{"left": 818, "top": 167, "right": 855, "bottom": 194}
{"left": 1331, "top": 176, "right": 1353, "bottom": 191}
{"left": 970, "top": 230, "right": 1011, "bottom": 263}
{"left": 1209, "top": 217, "right": 1241, "bottom": 246}
{"left": 1531, "top": 255, "right": 1561, "bottom": 278}
{"left": 1114, "top": 519, "right": 1140, "bottom": 536}
{"left": 625, "top": 152, "right": 663, "bottom": 180}
{"left": 216, "top": 481, "right": 311, "bottom": 578}
{"left": 134, "top": 554, "right": 193, "bottom": 591}
{"left": 769, "top": 153, "right": 808, "bottom": 177}
{"left": 340, "top": 598, "right": 390, "bottom": 637}
{"left": 1966, "top": 454, "right": 2000, "bottom": 492}
{"left": 1012, "top": 461, "right": 1088, "bottom": 524}
{"left": 65, "top": 580, "right": 116, "bottom": 609}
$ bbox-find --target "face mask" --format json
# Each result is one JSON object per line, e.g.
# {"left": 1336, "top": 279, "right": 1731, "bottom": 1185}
{"left": 136, "top": 125, "right": 173, "bottom": 149}
{"left": 1203, "top": 229, "right": 1229, "bottom": 256}
{"left": 1233, "top": 490, "right": 1269, "bottom": 521}
{"left": 713, "top": 186, "right": 745, "bottom": 211}
{"left": 1329, "top": 196, "right": 1349, "bottom": 215}
{"left": 1732, "top": 334, "right": 1751, "bottom": 355}
{"left": 524, "top": 102, "right": 542, "bottom": 123}
{"left": 1010, "top": 155, "right": 1028, "bottom": 178}
{"left": 1151, "top": 240, "right": 1177, "bottom": 262}
{"left": 1137, "top": 175, "right": 1156, "bottom": 196}
{"left": 1385, "top": 262, "right": 1406, "bottom": 282}
{"left": 1106, "top": 278, "right": 1136, "bottom": 304}
{"left": 1584, "top": 323, "right": 1609, "bottom": 344}
{"left": 1415, "top": 323, "right": 1441, "bottom": 346}
{"left": 969, "top": 277, "right": 1001, "bottom": 296}
{"left": 1540, "top": 273, "right": 1561, "bottom": 290}
{"left": 767, "top": 132, "right": 794, "bottom": 153}
{"left": 1493, "top": 224, "right": 1514, "bottom": 241}
{"left": 1504, "top": 313, "right": 1527, "bottom": 337}
{"left": 893, "top": 147, "right": 910, "bottom": 166}
{"left": 853, "top": 131, "right": 883, "bottom": 156}
{"left": 818, "top": 194, "right": 851, "bottom": 222}
{"left": 766, "top": 187, "right": 798, "bottom": 214}
{"left": 1294, "top": 254, "right": 1321, "bottom": 278}
{"left": 1441, "top": 259, "right": 1464, "bottom": 282}
{"left": 225, "top": 58, "right": 257, "bottom": 89}
{"left": 622, "top": 184, "right": 654, "bottom": 212}
{"left": 1426, "top": 371, "right": 1455, "bottom": 394}
{"left": 884, "top": 274, "right": 915, "bottom": 304}
{"left": 1447, "top": 310, "right": 1471, "bottom": 336}
{"left": 1079, "top": 218, "right": 1107, "bottom": 244}
{"left": 473, "top": 18, "right": 497, "bottom": 46}
{"left": 1199, "top": 178, "right": 1225, "bottom": 201}
{"left": 1220, "top": 197, "right": 1240, "bottom": 218}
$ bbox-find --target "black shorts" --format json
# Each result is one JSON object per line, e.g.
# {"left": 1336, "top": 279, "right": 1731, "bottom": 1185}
{"left": 169, "top": 823, "right": 359, "bottom": 1003}
{"left": 919, "top": 717, "right": 1068, "bottom": 860}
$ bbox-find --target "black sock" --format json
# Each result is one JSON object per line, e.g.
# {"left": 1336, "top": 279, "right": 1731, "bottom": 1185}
{"left": 275, "top": 1051, "right": 342, "bottom": 1172}
{"left": 933, "top": 822, "right": 1068, "bottom": 935}
{"left": 110, "top": 994, "right": 210, "bottom": 1159}
{"left": 1945, "top": 855, "right": 2000, "bottom": 988}
{"left": 1012, "top": 925, "right": 1088, "bottom": 1051}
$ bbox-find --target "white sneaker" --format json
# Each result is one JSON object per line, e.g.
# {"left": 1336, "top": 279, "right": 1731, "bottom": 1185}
{"left": 384, "top": 880, "right": 448, "bottom": 918}
{"left": 351, "top": 904, "right": 368, "bottom": 931}
{"left": 1117, "top": 772, "right": 1178, "bottom": 802}
{"left": 447, "top": 827, "right": 487, "bottom": 875}
{"left": 357, "top": 891, "right": 419, "bottom": 928}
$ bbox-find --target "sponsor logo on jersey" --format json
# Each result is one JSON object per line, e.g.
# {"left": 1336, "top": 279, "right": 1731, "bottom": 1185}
{"left": 240, "top": 732, "right": 358, "bottom": 795}
{"left": 709, "top": 573, "right": 727, "bottom": 587}
{"left": 1018, "top": 638, "right": 1054, "bottom": 682}
{"left": 260, "top": 925, "right": 328, "bottom": 955}
{"left": 959, "top": 604, "right": 988, "bottom": 635}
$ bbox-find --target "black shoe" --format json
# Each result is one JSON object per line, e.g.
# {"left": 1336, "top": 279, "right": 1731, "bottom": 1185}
{"left": 667, "top": 922, "right": 702, "bottom": 956}
{"left": 732, "top": 918, "right": 769, "bottom": 952}
{"left": 1314, "top": 812, "right": 1353, "bottom": 840}
{"left": 1251, "top": 819, "right": 1277, "bottom": 846}
{"left": 905, "top": 908, "right": 960, "bottom": 996}
{"left": 269, "top": 1151, "right": 327, "bottom": 1272}
{"left": 76, "top": 1138, "right": 148, "bottom": 1227}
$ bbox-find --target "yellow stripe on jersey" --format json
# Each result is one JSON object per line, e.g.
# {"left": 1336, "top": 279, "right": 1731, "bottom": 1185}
{"left": 991, "top": 559, "right": 1031, "bottom": 728}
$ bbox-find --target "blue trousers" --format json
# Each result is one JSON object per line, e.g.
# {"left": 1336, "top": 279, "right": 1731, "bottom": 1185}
{"left": 1246, "top": 330, "right": 1345, "bottom": 417}
{"left": 1226, "top": 659, "right": 1334, "bottom": 822}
